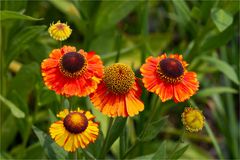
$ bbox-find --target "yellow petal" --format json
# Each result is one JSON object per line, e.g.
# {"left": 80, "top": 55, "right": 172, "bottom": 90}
{"left": 57, "top": 109, "right": 69, "bottom": 119}
{"left": 63, "top": 134, "right": 75, "bottom": 152}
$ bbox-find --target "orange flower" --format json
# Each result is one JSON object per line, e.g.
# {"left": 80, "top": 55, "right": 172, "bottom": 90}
{"left": 90, "top": 63, "right": 144, "bottom": 117}
{"left": 140, "top": 54, "right": 199, "bottom": 103}
{"left": 41, "top": 45, "right": 103, "bottom": 97}
{"left": 49, "top": 108, "right": 99, "bottom": 152}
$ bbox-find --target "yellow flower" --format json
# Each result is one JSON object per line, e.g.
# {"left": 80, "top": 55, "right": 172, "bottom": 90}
{"left": 181, "top": 107, "right": 205, "bottom": 132}
{"left": 48, "top": 20, "right": 72, "bottom": 41}
{"left": 49, "top": 108, "right": 99, "bottom": 152}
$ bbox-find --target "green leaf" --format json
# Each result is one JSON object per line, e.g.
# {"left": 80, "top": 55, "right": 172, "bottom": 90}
{"left": 38, "top": 88, "right": 57, "bottom": 107}
{"left": 152, "top": 141, "right": 167, "bottom": 160}
{"left": 140, "top": 116, "right": 168, "bottom": 141}
{"left": 200, "top": 25, "right": 234, "bottom": 52}
{"left": 9, "top": 63, "right": 40, "bottom": 101}
{"left": 223, "top": 1, "right": 240, "bottom": 15}
{"left": 94, "top": 1, "right": 140, "bottom": 33}
{"left": 170, "top": 145, "right": 189, "bottom": 160}
{"left": 0, "top": 115, "right": 18, "bottom": 151}
{"left": 0, "top": 94, "right": 25, "bottom": 118}
{"left": 48, "top": 109, "right": 57, "bottom": 123}
{"left": 106, "top": 117, "right": 127, "bottom": 151}
{"left": 200, "top": 1, "right": 216, "bottom": 21}
{"left": 133, "top": 154, "right": 154, "bottom": 160}
{"left": 6, "top": 25, "right": 46, "bottom": 65}
{"left": 172, "top": 0, "right": 191, "bottom": 24}
{"left": 197, "top": 87, "right": 237, "bottom": 97}
{"left": 24, "top": 143, "right": 45, "bottom": 159}
{"left": 0, "top": 10, "right": 43, "bottom": 21}
{"left": 49, "top": 0, "right": 81, "bottom": 19}
{"left": 32, "top": 126, "right": 68, "bottom": 159}
{"left": 211, "top": 8, "right": 233, "bottom": 32}
{"left": 201, "top": 56, "right": 239, "bottom": 85}
{"left": 1, "top": 0, "right": 27, "bottom": 11}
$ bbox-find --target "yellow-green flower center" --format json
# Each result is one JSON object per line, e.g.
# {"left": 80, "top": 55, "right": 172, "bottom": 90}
{"left": 103, "top": 63, "right": 135, "bottom": 94}
{"left": 63, "top": 112, "right": 88, "bottom": 134}
{"left": 59, "top": 52, "right": 87, "bottom": 78}
{"left": 181, "top": 108, "right": 204, "bottom": 132}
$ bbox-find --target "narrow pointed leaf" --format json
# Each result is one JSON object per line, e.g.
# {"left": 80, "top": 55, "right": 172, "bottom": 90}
{"left": 200, "top": 25, "right": 234, "bottom": 51}
{"left": 170, "top": 145, "right": 189, "bottom": 160}
{"left": 140, "top": 116, "right": 168, "bottom": 141}
{"left": 0, "top": 94, "right": 25, "bottom": 118}
{"left": 94, "top": 1, "right": 140, "bottom": 33}
{"left": 49, "top": 0, "right": 81, "bottom": 19}
{"left": 152, "top": 141, "right": 167, "bottom": 160}
{"left": 0, "top": 10, "right": 43, "bottom": 21}
{"left": 197, "top": 87, "right": 237, "bottom": 97}
{"left": 32, "top": 126, "right": 68, "bottom": 159}
{"left": 201, "top": 56, "right": 239, "bottom": 85}
{"left": 106, "top": 117, "right": 127, "bottom": 151}
{"left": 6, "top": 25, "right": 46, "bottom": 65}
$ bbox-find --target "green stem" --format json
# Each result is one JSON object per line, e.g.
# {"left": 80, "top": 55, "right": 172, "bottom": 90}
{"left": 140, "top": 97, "right": 159, "bottom": 138}
{"left": 160, "top": 127, "right": 211, "bottom": 143}
{"left": 74, "top": 150, "right": 77, "bottom": 160}
{"left": 99, "top": 117, "right": 114, "bottom": 159}
{"left": 82, "top": 149, "right": 96, "bottom": 160}
{"left": 139, "top": 0, "right": 149, "bottom": 64}
{"left": 123, "top": 97, "right": 160, "bottom": 159}
{"left": 59, "top": 41, "right": 62, "bottom": 48}
{"left": 119, "top": 126, "right": 127, "bottom": 159}
{"left": 188, "top": 100, "right": 224, "bottom": 159}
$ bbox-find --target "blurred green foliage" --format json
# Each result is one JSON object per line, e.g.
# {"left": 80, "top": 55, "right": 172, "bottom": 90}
{"left": 0, "top": 0, "right": 239, "bottom": 159}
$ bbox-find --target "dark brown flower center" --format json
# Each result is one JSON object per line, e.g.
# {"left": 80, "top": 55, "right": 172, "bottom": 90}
{"left": 63, "top": 112, "right": 88, "bottom": 134}
{"left": 59, "top": 52, "right": 87, "bottom": 78}
{"left": 160, "top": 58, "right": 184, "bottom": 78}
{"left": 61, "top": 52, "right": 85, "bottom": 73}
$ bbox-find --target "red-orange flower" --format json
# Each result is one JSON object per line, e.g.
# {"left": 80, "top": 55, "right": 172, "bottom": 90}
{"left": 140, "top": 54, "right": 199, "bottom": 103}
{"left": 90, "top": 63, "right": 144, "bottom": 117}
{"left": 41, "top": 45, "right": 103, "bottom": 97}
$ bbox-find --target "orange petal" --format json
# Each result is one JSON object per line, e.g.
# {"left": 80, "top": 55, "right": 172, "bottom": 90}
{"left": 158, "top": 82, "right": 173, "bottom": 102}
{"left": 173, "top": 72, "right": 199, "bottom": 102}
{"left": 125, "top": 92, "right": 144, "bottom": 117}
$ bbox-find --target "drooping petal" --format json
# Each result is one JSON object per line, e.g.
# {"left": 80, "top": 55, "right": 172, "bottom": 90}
{"left": 173, "top": 72, "right": 199, "bottom": 102}
{"left": 90, "top": 79, "right": 144, "bottom": 117}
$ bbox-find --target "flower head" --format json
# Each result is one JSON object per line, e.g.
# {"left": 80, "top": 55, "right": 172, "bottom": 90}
{"left": 49, "top": 108, "right": 99, "bottom": 152}
{"left": 181, "top": 107, "right": 205, "bottom": 132}
{"left": 48, "top": 21, "right": 72, "bottom": 41}
{"left": 140, "top": 54, "right": 199, "bottom": 103}
{"left": 41, "top": 45, "right": 103, "bottom": 97}
{"left": 90, "top": 63, "right": 144, "bottom": 117}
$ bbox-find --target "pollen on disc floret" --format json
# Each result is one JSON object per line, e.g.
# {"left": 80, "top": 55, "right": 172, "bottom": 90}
{"left": 103, "top": 63, "right": 135, "bottom": 94}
